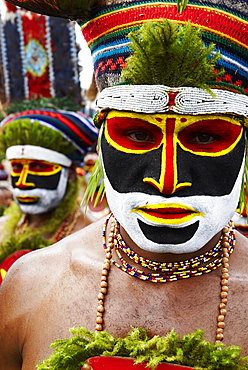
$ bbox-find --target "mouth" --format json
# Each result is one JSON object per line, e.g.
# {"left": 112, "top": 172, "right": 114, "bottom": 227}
{"left": 131, "top": 203, "right": 205, "bottom": 225}
{"left": 16, "top": 196, "right": 40, "bottom": 204}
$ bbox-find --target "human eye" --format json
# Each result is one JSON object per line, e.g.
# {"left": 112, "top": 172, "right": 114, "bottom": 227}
{"left": 178, "top": 119, "right": 243, "bottom": 155}
{"left": 189, "top": 132, "right": 219, "bottom": 145}
{"left": 106, "top": 116, "right": 163, "bottom": 152}
{"left": 11, "top": 162, "right": 23, "bottom": 173}
{"left": 126, "top": 130, "right": 155, "bottom": 143}
{"left": 30, "top": 163, "right": 46, "bottom": 170}
{"left": 29, "top": 162, "right": 52, "bottom": 172}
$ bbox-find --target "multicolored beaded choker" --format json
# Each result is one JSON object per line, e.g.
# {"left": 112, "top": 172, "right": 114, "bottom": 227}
{"left": 95, "top": 214, "right": 236, "bottom": 346}
{"left": 102, "top": 214, "right": 235, "bottom": 283}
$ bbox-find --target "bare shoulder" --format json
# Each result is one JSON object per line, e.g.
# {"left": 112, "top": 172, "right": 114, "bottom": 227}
{"left": 0, "top": 218, "right": 106, "bottom": 368}
{"left": 0, "top": 218, "right": 105, "bottom": 325}
{"left": 2, "top": 218, "right": 104, "bottom": 289}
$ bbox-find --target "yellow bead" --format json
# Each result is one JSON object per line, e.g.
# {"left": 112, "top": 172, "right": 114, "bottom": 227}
{"left": 96, "top": 316, "right": 103, "bottom": 324}
{"left": 221, "top": 285, "right": 228, "bottom": 292}
{"left": 100, "top": 281, "right": 108, "bottom": 288}
{"left": 219, "top": 302, "right": 226, "bottom": 309}
{"left": 104, "top": 262, "right": 111, "bottom": 270}
{"left": 222, "top": 242, "right": 230, "bottom": 248}
{"left": 221, "top": 279, "right": 228, "bottom": 286}
{"left": 98, "top": 293, "right": 105, "bottom": 300}
{"left": 97, "top": 305, "right": 105, "bottom": 313}
{"left": 221, "top": 267, "right": 228, "bottom": 273}
{"left": 82, "top": 364, "right": 93, "bottom": 370}
{"left": 216, "top": 333, "right": 224, "bottom": 340}
{"left": 216, "top": 328, "right": 224, "bottom": 334}
{"left": 217, "top": 321, "right": 225, "bottom": 328}
{"left": 220, "top": 291, "right": 228, "bottom": 298}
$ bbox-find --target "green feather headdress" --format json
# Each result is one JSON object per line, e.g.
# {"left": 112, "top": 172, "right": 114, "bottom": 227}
{"left": 0, "top": 118, "right": 77, "bottom": 157}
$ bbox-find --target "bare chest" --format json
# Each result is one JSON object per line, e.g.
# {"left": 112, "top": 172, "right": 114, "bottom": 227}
{"left": 22, "top": 263, "right": 248, "bottom": 368}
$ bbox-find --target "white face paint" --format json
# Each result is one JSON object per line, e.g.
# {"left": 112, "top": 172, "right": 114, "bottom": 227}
{"left": 103, "top": 156, "right": 244, "bottom": 254}
{"left": 12, "top": 167, "right": 69, "bottom": 214}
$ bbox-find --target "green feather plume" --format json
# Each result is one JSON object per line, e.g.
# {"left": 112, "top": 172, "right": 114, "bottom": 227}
{"left": 81, "top": 127, "right": 105, "bottom": 210}
{"left": 37, "top": 327, "right": 248, "bottom": 370}
{"left": 0, "top": 119, "right": 76, "bottom": 157}
{"left": 121, "top": 20, "right": 223, "bottom": 93}
{"left": 177, "top": 0, "right": 189, "bottom": 13}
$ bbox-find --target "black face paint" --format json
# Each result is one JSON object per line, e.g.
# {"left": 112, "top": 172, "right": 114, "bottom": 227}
{"left": 101, "top": 131, "right": 245, "bottom": 198}
{"left": 11, "top": 172, "right": 62, "bottom": 191}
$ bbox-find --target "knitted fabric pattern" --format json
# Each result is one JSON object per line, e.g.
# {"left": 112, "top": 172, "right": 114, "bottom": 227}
{"left": 3, "top": 0, "right": 247, "bottom": 94}
{"left": 80, "top": 0, "right": 248, "bottom": 92}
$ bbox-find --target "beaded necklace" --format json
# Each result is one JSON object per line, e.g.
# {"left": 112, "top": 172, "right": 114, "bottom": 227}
{"left": 102, "top": 215, "right": 235, "bottom": 282}
{"left": 95, "top": 214, "right": 235, "bottom": 346}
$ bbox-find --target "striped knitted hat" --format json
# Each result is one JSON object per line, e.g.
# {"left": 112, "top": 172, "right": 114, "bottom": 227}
{"left": 4, "top": 0, "right": 247, "bottom": 95}
{"left": 0, "top": 109, "right": 98, "bottom": 162}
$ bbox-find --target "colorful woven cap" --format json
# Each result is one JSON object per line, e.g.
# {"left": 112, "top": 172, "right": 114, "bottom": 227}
{"left": 82, "top": 0, "right": 248, "bottom": 94}
{"left": 4, "top": 0, "right": 248, "bottom": 95}
{"left": 0, "top": 109, "right": 99, "bottom": 161}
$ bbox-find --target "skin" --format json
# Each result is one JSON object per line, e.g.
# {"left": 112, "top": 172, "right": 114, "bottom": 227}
{"left": 1, "top": 114, "right": 248, "bottom": 369}
{"left": 1, "top": 222, "right": 248, "bottom": 370}
{"left": 0, "top": 188, "right": 13, "bottom": 208}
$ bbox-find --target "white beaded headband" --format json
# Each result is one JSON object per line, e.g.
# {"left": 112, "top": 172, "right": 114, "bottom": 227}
{"left": 6, "top": 145, "right": 72, "bottom": 167}
{"left": 97, "top": 85, "right": 248, "bottom": 118}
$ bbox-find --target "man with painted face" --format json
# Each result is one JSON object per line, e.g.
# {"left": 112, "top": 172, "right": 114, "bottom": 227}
{"left": 1, "top": 0, "right": 248, "bottom": 369}
{"left": 0, "top": 109, "right": 98, "bottom": 282}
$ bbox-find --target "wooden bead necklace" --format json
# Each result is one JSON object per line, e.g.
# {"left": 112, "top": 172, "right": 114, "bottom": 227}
{"left": 95, "top": 214, "right": 235, "bottom": 346}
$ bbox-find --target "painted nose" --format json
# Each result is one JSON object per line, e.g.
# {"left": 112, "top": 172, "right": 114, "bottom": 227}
{"left": 143, "top": 117, "right": 192, "bottom": 195}
{"left": 15, "top": 164, "right": 35, "bottom": 189}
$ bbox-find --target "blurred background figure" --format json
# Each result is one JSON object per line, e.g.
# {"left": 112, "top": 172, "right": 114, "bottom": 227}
{"left": 0, "top": 160, "right": 13, "bottom": 215}
{"left": 0, "top": 109, "right": 98, "bottom": 283}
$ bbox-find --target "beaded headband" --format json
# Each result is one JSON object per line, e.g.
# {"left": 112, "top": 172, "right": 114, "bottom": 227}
{"left": 97, "top": 85, "right": 248, "bottom": 119}
{"left": 6, "top": 145, "right": 72, "bottom": 167}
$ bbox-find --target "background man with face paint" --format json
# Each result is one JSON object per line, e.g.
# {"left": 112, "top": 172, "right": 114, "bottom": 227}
{"left": 0, "top": 109, "right": 98, "bottom": 283}
{"left": 0, "top": 0, "right": 248, "bottom": 369}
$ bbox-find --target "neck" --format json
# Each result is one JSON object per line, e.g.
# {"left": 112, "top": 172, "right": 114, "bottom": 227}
{"left": 119, "top": 224, "right": 222, "bottom": 263}
{"left": 26, "top": 211, "right": 53, "bottom": 229}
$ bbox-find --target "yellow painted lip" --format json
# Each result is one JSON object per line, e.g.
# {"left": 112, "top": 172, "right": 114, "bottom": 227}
{"left": 131, "top": 203, "right": 205, "bottom": 225}
{"left": 16, "top": 196, "right": 39, "bottom": 203}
